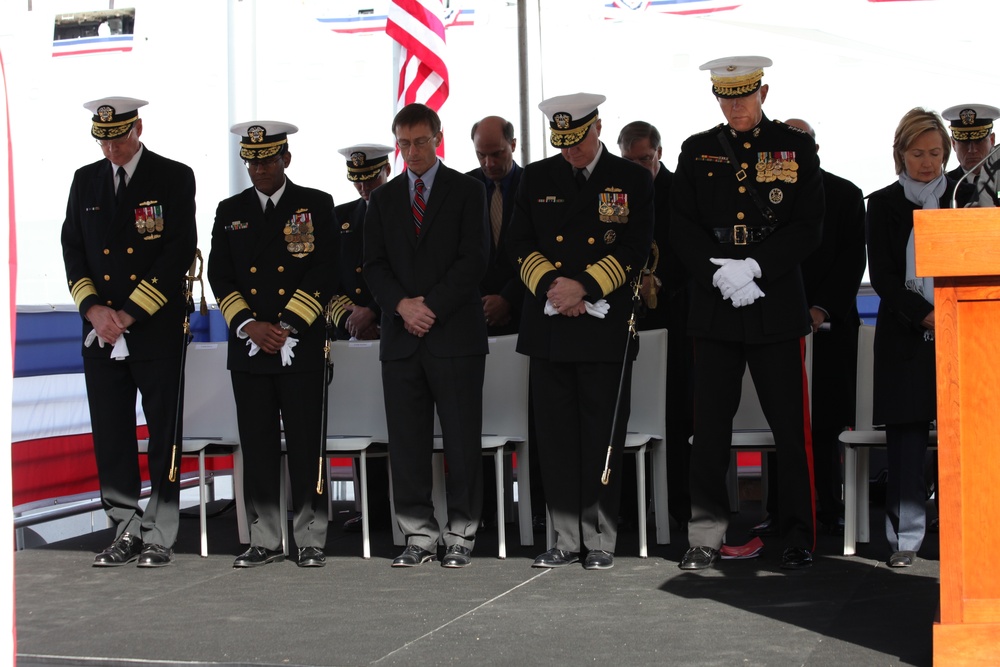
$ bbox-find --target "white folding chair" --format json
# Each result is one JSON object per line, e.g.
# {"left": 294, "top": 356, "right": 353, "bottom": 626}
{"left": 138, "top": 341, "right": 242, "bottom": 557}
{"left": 622, "top": 328, "right": 671, "bottom": 556}
{"left": 841, "top": 324, "right": 938, "bottom": 555}
{"left": 415, "top": 334, "right": 530, "bottom": 559}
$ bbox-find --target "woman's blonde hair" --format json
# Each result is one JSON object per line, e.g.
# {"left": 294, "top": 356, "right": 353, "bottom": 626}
{"left": 893, "top": 107, "right": 951, "bottom": 175}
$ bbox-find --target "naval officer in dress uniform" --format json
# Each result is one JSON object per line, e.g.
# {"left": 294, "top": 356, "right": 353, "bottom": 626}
{"left": 61, "top": 97, "right": 197, "bottom": 567}
{"left": 328, "top": 144, "right": 392, "bottom": 342}
{"left": 208, "top": 121, "right": 338, "bottom": 568}
{"left": 507, "top": 93, "right": 654, "bottom": 570}
{"left": 670, "top": 57, "right": 823, "bottom": 571}
{"left": 328, "top": 143, "right": 392, "bottom": 534}
{"left": 941, "top": 104, "right": 1000, "bottom": 207}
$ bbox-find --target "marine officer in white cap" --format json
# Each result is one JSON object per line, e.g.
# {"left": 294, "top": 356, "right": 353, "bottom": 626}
{"left": 61, "top": 96, "right": 197, "bottom": 568}
{"left": 941, "top": 104, "right": 1000, "bottom": 206}
{"left": 670, "top": 57, "right": 823, "bottom": 571}
{"left": 208, "top": 121, "right": 338, "bottom": 568}
{"left": 507, "top": 92, "right": 654, "bottom": 570}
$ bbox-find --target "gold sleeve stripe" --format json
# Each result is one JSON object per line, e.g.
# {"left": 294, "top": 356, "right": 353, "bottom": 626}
{"left": 328, "top": 295, "right": 354, "bottom": 327}
{"left": 219, "top": 291, "right": 250, "bottom": 326}
{"left": 585, "top": 256, "right": 626, "bottom": 297}
{"left": 520, "top": 252, "right": 557, "bottom": 294}
{"left": 129, "top": 280, "right": 168, "bottom": 316}
{"left": 70, "top": 277, "right": 98, "bottom": 308}
{"left": 286, "top": 289, "right": 323, "bottom": 326}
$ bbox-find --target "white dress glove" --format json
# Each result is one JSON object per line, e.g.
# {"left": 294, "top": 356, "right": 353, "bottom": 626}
{"left": 544, "top": 298, "right": 610, "bottom": 318}
{"left": 729, "top": 281, "right": 766, "bottom": 308}
{"left": 710, "top": 257, "right": 761, "bottom": 299}
{"left": 279, "top": 336, "right": 298, "bottom": 367}
{"left": 85, "top": 328, "right": 129, "bottom": 359}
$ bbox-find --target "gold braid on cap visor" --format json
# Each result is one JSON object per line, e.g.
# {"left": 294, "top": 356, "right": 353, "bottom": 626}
{"left": 711, "top": 69, "right": 764, "bottom": 98}
{"left": 346, "top": 156, "right": 389, "bottom": 182}
{"left": 549, "top": 115, "right": 598, "bottom": 147}
{"left": 91, "top": 119, "right": 135, "bottom": 139}
{"left": 239, "top": 139, "right": 287, "bottom": 160}
{"left": 952, "top": 125, "right": 993, "bottom": 142}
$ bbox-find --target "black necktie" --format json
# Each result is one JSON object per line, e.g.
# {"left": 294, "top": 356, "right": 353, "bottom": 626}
{"left": 265, "top": 198, "right": 275, "bottom": 220}
{"left": 115, "top": 166, "right": 127, "bottom": 206}
{"left": 574, "top": 167, "right": 588, "bottom": 189}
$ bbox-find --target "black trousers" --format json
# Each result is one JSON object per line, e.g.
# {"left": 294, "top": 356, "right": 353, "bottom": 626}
{"left": 231, "top": 369, "right": 328, "bottom": 550}
{"left": 531, "top": 358, "right": 632, "bottom": 554}
{"left": 84, "top": 354, "right": 182, "bottom": 547}
{"left": 382, "top": 346, "right": 485, "bottom": 551}
{"left": 687, "top": 337, "right": 816, "bottom": 551}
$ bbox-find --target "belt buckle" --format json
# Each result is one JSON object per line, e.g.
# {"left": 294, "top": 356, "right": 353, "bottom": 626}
{"left": 733, "top": 224, "right": 748, "bottom": 246}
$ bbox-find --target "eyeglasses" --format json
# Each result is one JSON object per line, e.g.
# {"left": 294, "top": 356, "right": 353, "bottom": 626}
{"left": 396, "top": 136, "right": 434, "bottom": 151}
{"left": 243, "top": 154, "right": 284, "bottom": 170}
{"left": 95, "top": 126, "right": 134, "bottom": 148}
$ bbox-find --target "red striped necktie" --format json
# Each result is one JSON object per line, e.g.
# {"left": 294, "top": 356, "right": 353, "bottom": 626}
{"left": 413, "top": 178, "right": 426, "bottom": 236}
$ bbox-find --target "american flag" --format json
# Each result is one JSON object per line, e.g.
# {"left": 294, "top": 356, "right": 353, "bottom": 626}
{"left": 386, "top": 0, "right": 449, "bottom": 160}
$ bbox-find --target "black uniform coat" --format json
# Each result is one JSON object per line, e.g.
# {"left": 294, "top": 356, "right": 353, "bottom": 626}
{"left": 865, "top": 181, "right": 945, "bottom": 425}
{"left": 329, "top": 197, "right": 380, "bottom": 339}
{"left": 465, "top": 163, "right": 525, "bottom": 336}
{"left": 209, "top": 178, "right": 338, "bottom": 373}
{"left": 508, "top": 145, "right": 654, "bottom": 363}
{"left": 946, "top": 165, "right": 999, "bottom": 208}
{"left": 670, "top": 117, "right": 824, "bottom": 344}
{"left": 802, "top": 169, "right": 867, "bottom": 430}
{"left": 62, "top": 147, "right": 197, "bottom": 357}
{"left": 637, "top": 163, "right": 676, "bottom": 332}
{"left": 363, "top": 164, "right": 490, "bottom": 361}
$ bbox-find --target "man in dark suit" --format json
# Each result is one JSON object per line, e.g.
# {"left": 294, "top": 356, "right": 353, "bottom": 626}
{"left": 61, "top": 96, "right": 197, "bottom": 568}
{"left": 752, "top": 118, "right": 866, "bottom": 537}
{"left": 208, "top": 121, "right": 338, "bottom": 568}
{"left": 465, "top": 116, "right": 545, "bottom": 534}
{"left": 941, "top": 104, "right": 999, "bottom": 207}
{"left": 363, "top": 103, "right": 489, "bottom": 568}
{"left": 508, "top": 93, "right": 654, "bottom": 570}
{"left": 617, "top": 120, "right": 693, "bottom": 531}
{"left": 328, "top": 143, "right": 392, "bottom": 534}
{"left": 671, "top": 57, "right": 823, "bottom": 571}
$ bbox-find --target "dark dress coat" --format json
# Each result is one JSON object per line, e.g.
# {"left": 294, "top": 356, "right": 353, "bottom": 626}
{"left": 329, "top": 197, "right": 381, "bottom": 339}
{"left": 865, "top": 180, "right": 946, "bottom": 425}
{"left": 465, "top": 163, "right": 525, "bottom": 336}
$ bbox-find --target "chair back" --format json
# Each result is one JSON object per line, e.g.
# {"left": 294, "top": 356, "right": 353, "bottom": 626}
{"left": 626, "top": 329, "right": 667, "bottom": 440}
{"left": 183, "top": 342, "right": 239, "bottom": 442}
{"left": 481, "top": 335, "right": 529, "bottom": 440}
{"left": 853, "top": 324, "right": 876, "bottom": 430}
{"left": 327, "top": 340, "right": 388, "bottom": 441}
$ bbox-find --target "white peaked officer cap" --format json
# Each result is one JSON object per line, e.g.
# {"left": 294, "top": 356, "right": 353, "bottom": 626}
{"left": 231, "top": 121, "right": 299, "bottom": 160}
{"left": 337, "top": 143, "right": 394, "bottom": 181}
{"left": 699, "top": 56, "right": 773, "bottom": 98}
{"left": 538, "top": 92, "right": 606, "bottom": 148}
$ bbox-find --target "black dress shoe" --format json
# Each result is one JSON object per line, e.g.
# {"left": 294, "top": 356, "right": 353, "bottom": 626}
{"left": 679, "top": 546, "right": 719, "bottom": 570}
{"left": 780, "top": 547, "right": 813, "bottom": 570}
{"left": 297, "top": 546, "right": 326, "bottom": 568}
{"left": 441, "top": 545, "right": 473, "bottom": 568}
{"left": 888, "top": 550, "right": 916, "bottom": 568}
{"left": 531, "top": 548, "right": 580, "bottom": 568}
{"left": 137, "top": 543, "right": 172, "bottom": 568}
{"left": 583, "top": 550, "right": 614, "bottom": 570}
{"left": 342, "top": 514, "right": 363, "bottom": 533}
{"left": 94, "top": 532, "right": 143, "bottom": 567}
{"left": 392, "top": 545, "right": 436, "bottom": 567}
{"left": 233, "top": 546, "right": 285, "bottom": 568}
{"left": 749, "top": 515, "right": 776, "bottom": 536}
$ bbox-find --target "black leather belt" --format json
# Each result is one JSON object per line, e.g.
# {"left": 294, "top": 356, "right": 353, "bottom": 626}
{"left": 712, "top": 224, "right": 776, "bottom": 245}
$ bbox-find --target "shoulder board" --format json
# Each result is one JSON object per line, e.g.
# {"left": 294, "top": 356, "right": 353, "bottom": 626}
{"left": 773, "top": 119, "right": 809, "bottom": 136}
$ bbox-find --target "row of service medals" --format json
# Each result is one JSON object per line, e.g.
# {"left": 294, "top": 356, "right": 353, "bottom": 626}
{"left": 598, "top": 191, "right": 629, "bottom": 223}
{"left": 286, "top": 210, "right": 315, "bottom": 257}
{"left": 756, "top": 151, "right": 798, "bottom": 184}
{"left": 134, "top": 204, "right": 164, "bottom": 238}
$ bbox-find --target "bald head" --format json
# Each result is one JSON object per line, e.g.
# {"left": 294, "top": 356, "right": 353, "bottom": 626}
{"left": 785, "top": 117, "right": 817, "bottom": 152}
{"left": 471, "top": 116, "right": 516, "bottom": 182}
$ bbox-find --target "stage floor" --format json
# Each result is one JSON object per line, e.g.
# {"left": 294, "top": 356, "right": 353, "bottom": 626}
{"left": 14, "top": 493, "right": 939, "bottom": 667}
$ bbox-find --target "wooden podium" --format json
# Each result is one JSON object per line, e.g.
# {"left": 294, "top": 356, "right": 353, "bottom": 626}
{"left": 914, "top": 208, "right": 1000, "bottom": 665}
